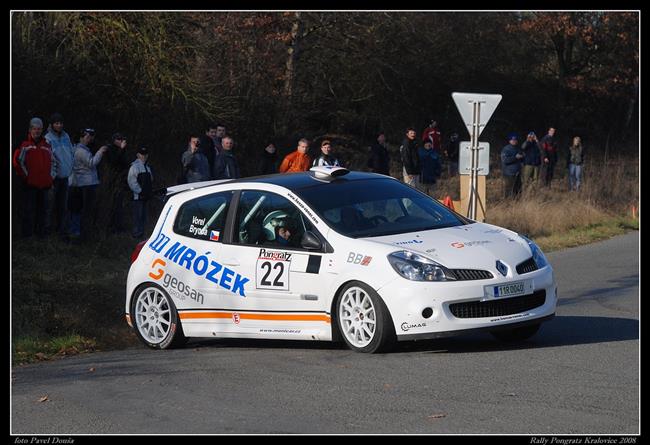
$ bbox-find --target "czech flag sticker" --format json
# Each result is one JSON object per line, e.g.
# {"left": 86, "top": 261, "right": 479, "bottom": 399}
{"left": 210, "top": 230, "right": 220, "bottom": 241}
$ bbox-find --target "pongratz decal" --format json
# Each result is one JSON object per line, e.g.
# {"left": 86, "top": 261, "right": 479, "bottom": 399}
{"left": 256, "top": 248, "right": 291, "bottom": 290}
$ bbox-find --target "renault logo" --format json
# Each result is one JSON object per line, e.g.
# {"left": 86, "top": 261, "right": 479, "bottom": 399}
{"left": 496, "top": 260, "right": 509, "bottom": 277}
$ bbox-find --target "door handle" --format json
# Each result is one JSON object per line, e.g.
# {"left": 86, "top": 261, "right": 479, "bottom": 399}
{"left": 222, "top": 258, "right": 240, "bottom": 266}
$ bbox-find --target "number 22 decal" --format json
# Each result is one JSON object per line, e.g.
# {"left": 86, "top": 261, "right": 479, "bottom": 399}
{"left": 256, "top": 259, "right": 290, "bottom": 290}
{"left": 260, "top": 261, "right": 284, "bottom": 287}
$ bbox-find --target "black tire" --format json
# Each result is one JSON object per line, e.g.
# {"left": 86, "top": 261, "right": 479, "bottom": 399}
{"left": 131, "top": 283, "right": 187, "bottom": 349}
{"left": 335, "top": 281, "right": 396, "bottom": 353}
{"left": 490, "top": 323, "right": 541, "bottom": 342}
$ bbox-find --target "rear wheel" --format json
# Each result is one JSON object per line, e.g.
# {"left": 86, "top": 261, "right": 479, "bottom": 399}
{"left": 491, "top": 323, "right": 541, "bottom": 342}
{"left": 336, "top": 281, "right": 395, "bottom": 353}
{"left": 131, "top": 283, "right": 187, "bottom": 349}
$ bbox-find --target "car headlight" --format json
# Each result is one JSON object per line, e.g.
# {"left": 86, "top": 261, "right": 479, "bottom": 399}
{"left": 520, "top": 235, "right": 549, "bottom": 269}
{"left": 387, "top": 251, "right": 456, "bottom": 281}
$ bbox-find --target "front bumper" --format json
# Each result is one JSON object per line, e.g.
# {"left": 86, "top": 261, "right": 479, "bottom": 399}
{"left": 376, "top": 266, "right": 557, "bottom": 340}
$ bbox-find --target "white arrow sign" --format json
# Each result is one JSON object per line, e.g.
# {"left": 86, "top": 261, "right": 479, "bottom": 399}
{"left": 452, "top": 92, "right": 502, "bottom": 138}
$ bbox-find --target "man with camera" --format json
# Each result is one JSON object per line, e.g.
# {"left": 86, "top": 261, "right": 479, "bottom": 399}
{"left": 181, "top": 135, "right": 210, "bottom": 183}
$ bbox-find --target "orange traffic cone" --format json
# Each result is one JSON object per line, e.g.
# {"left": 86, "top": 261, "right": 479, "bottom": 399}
{"left": 443, "top": 196, "right": 455, "bottom": 211}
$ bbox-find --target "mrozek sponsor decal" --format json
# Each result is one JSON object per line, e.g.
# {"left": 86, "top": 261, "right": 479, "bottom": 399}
{"left": 401, "top": 322, "right": 427, "bottom": 332}
{"left": 149, "top": 235, "right": 250, "bottom": 297}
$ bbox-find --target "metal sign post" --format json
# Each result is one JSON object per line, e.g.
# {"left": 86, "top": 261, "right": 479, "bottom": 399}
{"left": 452, "top": 92, "right": 502, "bottom": 221}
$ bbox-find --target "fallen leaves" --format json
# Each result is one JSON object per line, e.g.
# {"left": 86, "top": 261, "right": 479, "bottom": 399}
{"left": 38, "top": 395, "right": 48, "bottom": 403}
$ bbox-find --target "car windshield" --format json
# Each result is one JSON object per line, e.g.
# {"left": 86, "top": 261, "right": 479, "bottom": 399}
{"left": 297, "top": 178, "right": 467, "bottom": 238}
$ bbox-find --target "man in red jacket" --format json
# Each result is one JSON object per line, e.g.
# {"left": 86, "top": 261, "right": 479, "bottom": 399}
{"left": 421, "top": 119, "right": 442, "bottom": 153}
{"left": 13, "top": 117, "right": 54, "bottom": 238}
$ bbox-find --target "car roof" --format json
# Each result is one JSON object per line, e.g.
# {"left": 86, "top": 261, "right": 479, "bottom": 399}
{"left": 163, "top": 171, "right": 396, "bottom": 201}
{"left": 229, "top": 170, "right": 391, "bottom": 191}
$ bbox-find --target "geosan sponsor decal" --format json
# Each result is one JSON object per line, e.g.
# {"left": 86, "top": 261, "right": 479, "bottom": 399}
{"left": 149, "top": 258, "right": 204, "bottom": 304}
{"left": 148, "top": 233, "right": 250, "bottom": 297}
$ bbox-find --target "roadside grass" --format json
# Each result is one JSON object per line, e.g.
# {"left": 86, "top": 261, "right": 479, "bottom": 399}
{"left": 12, "top": 233, "right": 141, "bottom": 365}
{"left": 11, "top": 153, "right": 638, "bottom": 362}
{"left": 13, "top": 335, "right": 97, "bottom": 365}
{"left": 533, "top": 216, "right": 639, "bottom": 252}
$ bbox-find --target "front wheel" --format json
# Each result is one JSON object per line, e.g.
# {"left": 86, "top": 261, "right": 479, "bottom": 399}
{"left": 336, "top": 281, "right": 395, "bottom": 353}
{"left": 490, "top": 323, "right": 541, "bottom": 342}
{"left": 131, "top": 283, "right": 187, "bottom": 349}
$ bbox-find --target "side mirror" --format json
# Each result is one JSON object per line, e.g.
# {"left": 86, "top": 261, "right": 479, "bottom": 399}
{"left": 300, "top": 231, "right": 322, "bottom": 250}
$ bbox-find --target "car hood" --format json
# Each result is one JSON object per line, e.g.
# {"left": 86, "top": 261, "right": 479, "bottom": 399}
{"left": 365, "top": 222, "right": 533, "bottom": 271}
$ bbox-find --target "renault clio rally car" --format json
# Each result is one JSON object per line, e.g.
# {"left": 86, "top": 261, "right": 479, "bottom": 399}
{"left": 126, "top": 166, "right": 556, "bottom": 353}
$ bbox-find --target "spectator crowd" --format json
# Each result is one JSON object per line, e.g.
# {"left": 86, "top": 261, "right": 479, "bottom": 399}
{"left": 12, "top": 113, "right": 585, "bottom": 243}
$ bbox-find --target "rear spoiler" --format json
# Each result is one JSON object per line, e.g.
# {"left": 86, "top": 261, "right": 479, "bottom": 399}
{"left": 154, "top": 180, "right": 231, "bottom": 200}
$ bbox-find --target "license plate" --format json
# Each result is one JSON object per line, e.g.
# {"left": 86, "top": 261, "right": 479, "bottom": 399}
{"left": 485, "top": 280, "right": 533, "bottom": 298}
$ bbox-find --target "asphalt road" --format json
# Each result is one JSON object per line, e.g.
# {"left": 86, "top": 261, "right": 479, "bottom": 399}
{"left": 12, "top": 232, "right": 639, "bottom": 434}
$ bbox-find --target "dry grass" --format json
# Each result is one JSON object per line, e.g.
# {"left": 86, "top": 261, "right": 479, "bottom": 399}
{"left": 431, "top": 154, "right": 638, "bottom": 240}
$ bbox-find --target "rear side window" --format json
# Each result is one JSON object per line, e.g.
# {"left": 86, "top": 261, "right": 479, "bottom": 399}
{"left": 173, "top": 191, "right": 233, "bottom": 241}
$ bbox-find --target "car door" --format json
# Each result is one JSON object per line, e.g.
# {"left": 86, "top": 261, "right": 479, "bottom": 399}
{"left": 148, "top": 190, "right": 235, "bottom": 311}
{"left": 214, "top": 189, "right": 333, "bottom": 339}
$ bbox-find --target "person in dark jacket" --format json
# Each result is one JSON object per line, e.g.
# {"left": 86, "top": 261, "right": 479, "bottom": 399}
{"left": 400, "top": 128, "right": 421, "bottom": 189}
{"left": 567, "top": 136, "right": 585, "bottom": 191}
{"left": 539, "top": 127, "right": 559, "bottom": 187}
{"left": 181, "top": 135, "right": 210, "bottom": 183}
{"left": 312, "top": 140, "right": 341, "bottom": 167}
{"left": 45, "top": 112, "right": 74, "bottom": 238}
{"left": 367, "top": 132, "right": 390, "bottom": 176}
{"left": 127, "top": 147, "right": 153, "bottom": 238}
{"left": 69, "top": 128, "right": 107, "bottom": 242}
{"left": 501, "top": 133, "right": 524, "bottom": 198}
{"left": 102, "top": 132, "right": 131, "bottom": 234}
{"left": 521, "top": 131, "right": 542, "bottom": 191}
{"left": 444, "top": 132, "right": 460, "bottom": 177}
{"left": 418, "top": 140, "right": 442, "bottom": 197}
{"left": 213, "top": 137, "right": 241, "bottom": 180}
{"left": 13, "top": 117, "right": 54, "bottom": 238}
{"left": 199, "top": 124, "right": 220, "bottom": 178}
{"left": 260, "top": 143, "right": 279, "bottom": 175}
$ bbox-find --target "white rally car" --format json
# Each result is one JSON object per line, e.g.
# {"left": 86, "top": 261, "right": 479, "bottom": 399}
{"left": 126, "top": 166, "right": 556, "bottom": 353}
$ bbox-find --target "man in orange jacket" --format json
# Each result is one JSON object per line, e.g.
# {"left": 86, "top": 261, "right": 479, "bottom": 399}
{"left": 279, "top": 138, "right": 311, "bottom": 173}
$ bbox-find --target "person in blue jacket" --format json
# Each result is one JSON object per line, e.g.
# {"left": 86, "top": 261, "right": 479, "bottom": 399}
{"left": 501, "top": 133, "right": 524, "bottom": 198}
{"left": 418, "top": 140, "right": 442, "bottom": 197}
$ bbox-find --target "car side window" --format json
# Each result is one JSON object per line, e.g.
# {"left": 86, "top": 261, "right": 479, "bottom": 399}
{"left": 235, "top": 190, "right": 313, "bottom": 248}
{"left": 173, "top": 191, "right": 233, "bottom": 241}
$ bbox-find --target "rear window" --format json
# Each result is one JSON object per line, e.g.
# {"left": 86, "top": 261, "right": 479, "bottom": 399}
{"left": 173, "top": 191, "right": 233, "bottom": 241}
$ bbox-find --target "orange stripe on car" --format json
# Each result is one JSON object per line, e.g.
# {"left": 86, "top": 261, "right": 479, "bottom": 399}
{"left": 179, "top": 311, "right": 331, "bottom": 323}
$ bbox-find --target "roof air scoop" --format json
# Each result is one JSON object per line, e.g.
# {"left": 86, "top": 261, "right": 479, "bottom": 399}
{"left": 309, "top": 166, "right": 350, "bottom": 179}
